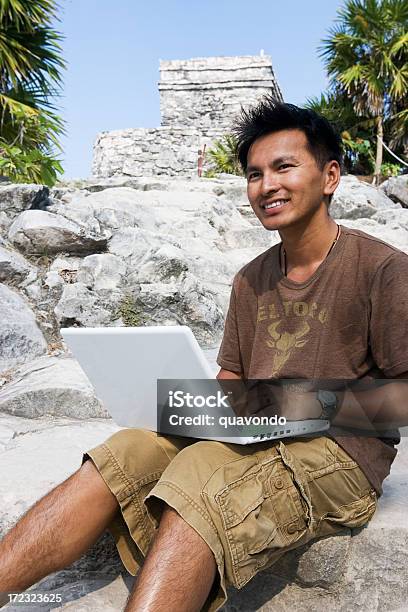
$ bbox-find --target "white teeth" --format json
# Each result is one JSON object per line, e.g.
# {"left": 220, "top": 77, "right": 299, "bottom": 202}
{"left": 265, "top": 200, "right": 289, "bottom": 209}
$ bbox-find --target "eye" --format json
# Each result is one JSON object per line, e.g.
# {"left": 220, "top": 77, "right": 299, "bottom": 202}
{"left": 278, "top": 163, "right": 292, "bottom": 171}
{"left": 247, "top": 171, "right": 260, "bottom": 181}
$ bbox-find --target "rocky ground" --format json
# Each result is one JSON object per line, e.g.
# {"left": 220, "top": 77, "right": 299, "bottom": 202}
{"left": 1, "top": 173, "right": 408, "bottom": 610}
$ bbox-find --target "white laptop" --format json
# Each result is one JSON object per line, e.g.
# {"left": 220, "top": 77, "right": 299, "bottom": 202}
{"left": 61, "top": 325, "right": 329, "bottom": 444}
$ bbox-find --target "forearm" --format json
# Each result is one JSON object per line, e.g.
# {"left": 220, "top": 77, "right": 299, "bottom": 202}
{"left": 217, "top": 371, "right": 408, "bottom": 430}
{"left": 269, "top": 381, "right": 408, "bottom": 431}
{"left": 333, "top": 381, "right": 408, "bottom": 430}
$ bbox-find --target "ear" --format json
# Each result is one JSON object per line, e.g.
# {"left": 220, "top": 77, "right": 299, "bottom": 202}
{"left": 323, "top": 160, "right": 341, "bottom": 197}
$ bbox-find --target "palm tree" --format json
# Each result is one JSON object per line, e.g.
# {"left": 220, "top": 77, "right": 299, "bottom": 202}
{"left": 0, "top": 0, "right": 65, "bottom": 184}
{"left": 306, "top": 92, "right": 377, "bottom": 174}
{"left": 206, "top": 135, "right": 242, "bottom": 177}
{"left": 320, "top": 0, "right": 408, "bottom": 183}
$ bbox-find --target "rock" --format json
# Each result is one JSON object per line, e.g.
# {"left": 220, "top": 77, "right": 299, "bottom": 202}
{"left": 3, "top": 565, "right": 131, "bottom": 612}
{"left": 84, "top": 187, "right": 151, "bottom": 231}
{"left": 108, "top": 227, "right": 162, "bottom": 260}
{"left": 86, "top": 186, "right": 248, "bottom": 240}
{"left": 54, "top": 282, "right": 123, "bottom": 327}
{"left": 44, "top": 256, "right": 83, "bottom": 289}
{"left": 0, "top": 211, "right": 9, "bottom": 235}
{"left": 223, "top": 226, "right": 278, "bottom": 250}
{"left": 0, "top": 284, "right": 47, "bottom": 373}
{"left": 134, "top": 273, "right": 225, "bottom": 346}
{"left": 336, "top": 213, "right": 408, "bottom": 254}
{"left": 57, "top": 575, "right": 133, "bottom": 611}
{"left": 0, "top": 245, "right": 36, "bottom": 285}
{"left": 0, "top": 417, "right": 120, "bottom": 535}
{"left": 0, "top": 423, "right": 14, "bottom": 450}
{"left": 0, "top": 355, "right": 107, "bottom": 419}
{"left": 48, "top": 193, "right": 110, "bottom": 237}
{"left": 0, "top": 184, "right": 49, "bottom": 230}
{"left": 212, "top": 177, "right": 247, "bottom": 205}
{"left": 135, "top": 244, "right": 189, "bottom": 282}
{"left": 380, "top": 175, "right": 408, "bottom": 208}
{"left": 8, "top": 210, "right": 108, "bottom": 255}
{"left": 330, "top": 175, "right": 399, "bottom": 219}
{"left": 77, "top": 254, "right": 126, "bottom": 291}
{"left": 269, "top": 531, "right": 350, "bottom": 588}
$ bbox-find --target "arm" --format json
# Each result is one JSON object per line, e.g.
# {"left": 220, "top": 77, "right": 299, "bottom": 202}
{"left": 332, "top": 374, "right": 408, "bottom": 430}
{"left": 216, "top": 371, "right": 408, "bottom": 430}
{"left": 270, "top": 375, "right": 408, "bottom": 430}
{"left": 216, "top": 368, "right": 242, "bottom": 380}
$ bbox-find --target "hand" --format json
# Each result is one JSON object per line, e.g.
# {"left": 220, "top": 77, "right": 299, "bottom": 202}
{"left": 233, "top": 382, "right": 322, "bottom": 421}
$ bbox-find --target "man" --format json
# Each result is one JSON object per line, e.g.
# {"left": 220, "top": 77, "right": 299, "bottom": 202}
{"left": 1, "top": 99, "right": 407, "bottom": 611}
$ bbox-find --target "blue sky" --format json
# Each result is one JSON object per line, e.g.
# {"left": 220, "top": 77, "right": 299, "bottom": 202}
{"left": 57, "top": 0, "right": 344, "bottom": 178}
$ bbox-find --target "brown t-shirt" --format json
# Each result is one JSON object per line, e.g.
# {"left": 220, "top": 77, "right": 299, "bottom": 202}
{"left": 217, "top": 225, "right": 408, "bottom": 495}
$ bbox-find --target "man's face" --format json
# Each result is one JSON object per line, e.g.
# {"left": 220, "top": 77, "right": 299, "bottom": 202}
{"left": 246, "top": 129, "right": 335, "bottom": 232}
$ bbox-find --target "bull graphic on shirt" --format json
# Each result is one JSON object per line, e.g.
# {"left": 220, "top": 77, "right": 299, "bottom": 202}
{"left": 266, "top": 320, "right": 310, "bottom": 376}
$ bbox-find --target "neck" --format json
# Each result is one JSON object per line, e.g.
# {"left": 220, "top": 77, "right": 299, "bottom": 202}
{"left": 280, "top": 215, "right": 338, "bottom": 272}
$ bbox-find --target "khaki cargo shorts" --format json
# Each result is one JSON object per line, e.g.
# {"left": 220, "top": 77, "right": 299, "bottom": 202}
{"left": 83, "top": 430, "right": 377, "bottom": 611}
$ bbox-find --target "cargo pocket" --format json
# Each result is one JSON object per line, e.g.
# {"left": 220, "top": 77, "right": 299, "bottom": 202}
{"left": 214, "top": 450, "right": 311, "bottom": 589}
{"left": 324, "top": 489, "right": 378, "bottom": 530}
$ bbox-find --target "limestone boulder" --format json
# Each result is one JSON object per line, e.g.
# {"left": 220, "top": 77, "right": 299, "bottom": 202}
{"left": 0, "top": 355, "right": 107, "bottom": 419}
{"left": 87, "top": 186, "right": 247, "bottom": 239}
{"left": 211, "top": 176, "right": 247, "bottom": 205}
{"left": 133, "top": 273, "right": 225, "bottom": 346}
{"left": 54, "top": 282, "right": 123, "bottom": 327}
{"left": 44, "top": 256, "right": 82, "bottom": 289}
{"left": 380, "top": 175, "right": 408, "bottom": 207}
{"left": 0, "top": 245, "right": 37, "bottom": 285}
{"left": 223, "top": 226, "right": 278, "bottom": 250}
{"left": 135, "top": 244, "right": 189, "bottom": 283}
{"left": 331, "top": 175, "right": 400, "bottom": 219}
{"left": 128, "top": 242, "right": 260, "bottom": 299}
{"left": 8, "top": 210, "right": 108, "bottom": 255}
{"left": 0, "top": 416, "right": 120, "bottom": 534}
{"left": 47, "top": 193, "right": 104, "bottom": 237}
{"left": 83, "top": 187, "right": 153, "bottom": 231}
{"left": 0, "top": 284, "right": 47, "bottom": 373}
{"left": 108, "top": 227, "right": 174, "bottom": 260}
{"left": 0, "top": 184, "right": 49, "bottom": 230}
{"left": 337, "top": 212, "right": 408, "bottom": 254}
{"left": 77, "top": 253, "right": 126, "bottom": 291}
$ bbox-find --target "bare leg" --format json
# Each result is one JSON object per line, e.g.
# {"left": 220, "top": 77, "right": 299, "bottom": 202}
{"left": 0, "top": 459, "right": 118, "bottom": 597}
{"left": 126, "top": 506, "right": 217, "bottom": 612}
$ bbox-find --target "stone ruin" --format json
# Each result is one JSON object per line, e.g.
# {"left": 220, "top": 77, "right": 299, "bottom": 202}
{"left": 92, "top": 54, "right": 283, "bottom": 179}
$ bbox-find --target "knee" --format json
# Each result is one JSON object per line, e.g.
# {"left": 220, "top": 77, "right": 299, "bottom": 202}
{"left": 164, "top": 440, "right": 232, "bottom": 485}
{"left": 101, "top": 428, "right": 173, "bottom": 475}
{"left": 104, "top": 427, "right": 148, "bottom": 452}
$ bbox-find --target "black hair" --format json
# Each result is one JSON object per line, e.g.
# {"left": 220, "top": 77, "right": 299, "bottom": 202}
{"left": 233, "top": 96, "right": 343, "bottom": 173}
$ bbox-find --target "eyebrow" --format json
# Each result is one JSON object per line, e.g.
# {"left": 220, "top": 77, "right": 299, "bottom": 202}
{"left": 246, "top": 156, "right": 300, "bottom": 175}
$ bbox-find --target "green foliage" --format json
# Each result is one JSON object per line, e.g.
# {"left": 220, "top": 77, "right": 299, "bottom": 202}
{"left": 205, "top": 134, "right": 242, "bottom": 177}
{"left": 0, "top": 0, "right": 65, "bottom": 185}
{"left": 380, "top": 162, "right": 402, "bottom": 176}
{"left": 343, "top": 135, "right": 375, "bottom": 172}
{"left": 306, "top": 92, "right": 376, "bottom": 173}
{"left": 318, "top": 0, "right": 408, "bottom": 181}
{"left": 0, "top": 140, "right": 63, "bottom": 186}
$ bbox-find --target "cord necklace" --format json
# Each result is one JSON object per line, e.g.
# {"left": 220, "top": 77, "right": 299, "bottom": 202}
{"left": 281, "top": 224, "right": 340, "bottom": 277}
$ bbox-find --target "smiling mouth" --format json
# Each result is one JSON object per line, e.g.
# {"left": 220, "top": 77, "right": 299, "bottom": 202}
{"left": 263, "top": 199, "right": 290, "bottom": 210}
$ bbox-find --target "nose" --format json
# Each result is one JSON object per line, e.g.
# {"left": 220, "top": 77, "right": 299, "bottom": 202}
{"left": 260, "top": 170, "right": 280, "bottom": 196}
